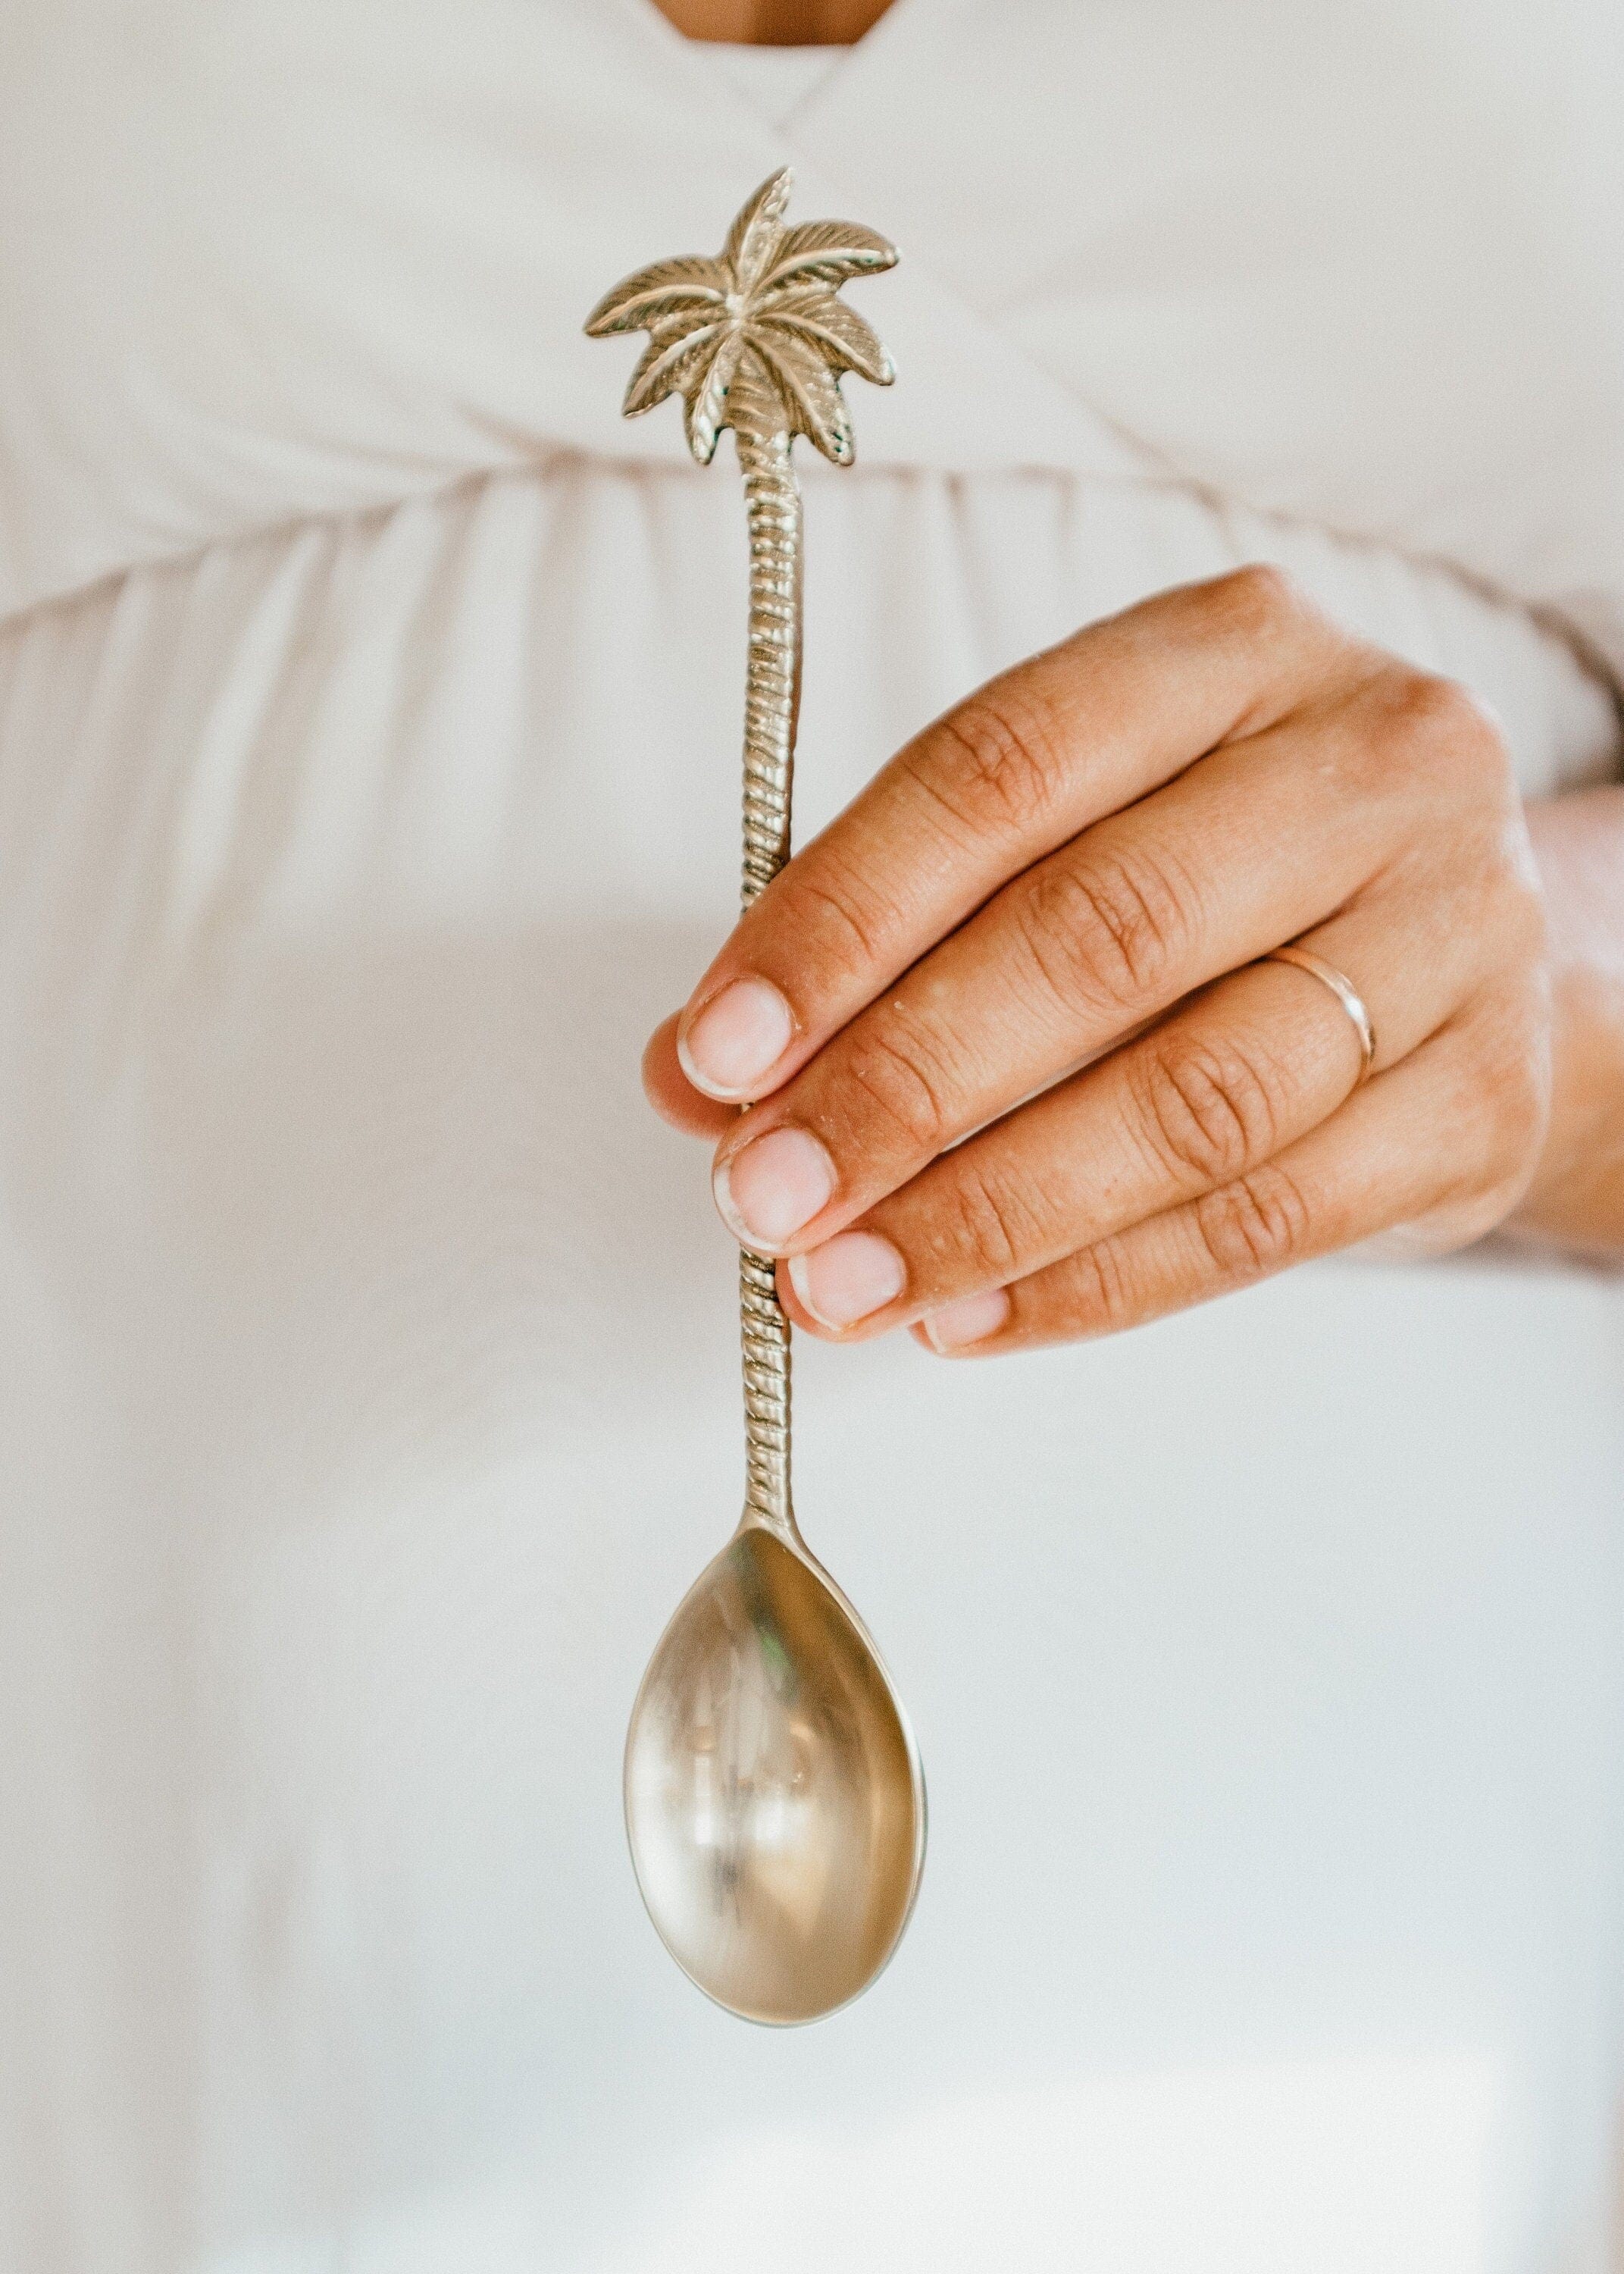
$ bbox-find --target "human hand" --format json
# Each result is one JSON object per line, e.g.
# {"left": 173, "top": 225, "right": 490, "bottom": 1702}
{"left": 644, "top": 568, "right": 1554, "bottom": 1354}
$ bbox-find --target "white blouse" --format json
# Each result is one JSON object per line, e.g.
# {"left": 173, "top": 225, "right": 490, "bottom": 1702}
{"left": 1, "top": 9, "right": 1621, "bottom": 2272}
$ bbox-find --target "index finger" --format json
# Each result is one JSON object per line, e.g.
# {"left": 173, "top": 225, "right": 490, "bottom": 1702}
{"left": 674, "top": 566, "right": 1345, "bottom": 1103}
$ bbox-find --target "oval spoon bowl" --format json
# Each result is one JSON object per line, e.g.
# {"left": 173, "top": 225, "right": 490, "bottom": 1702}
{"left": 624, "top": 1518, "right": 925, "bottom": 2025}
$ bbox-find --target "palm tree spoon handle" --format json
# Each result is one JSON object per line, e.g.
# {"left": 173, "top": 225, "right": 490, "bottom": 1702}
{"left": 587, "top": 169, "right": 896, "bottom": 1527}
{"left": 588, "top": 174, "right": 927, "bottom": 2023}
{"left": 732, "top": 360, "right": 802, "bottom": 1528}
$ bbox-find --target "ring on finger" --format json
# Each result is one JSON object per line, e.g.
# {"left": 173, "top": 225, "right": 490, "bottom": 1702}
{"left": 1264, "top": 941, "right": 1377, "bottom": 1083}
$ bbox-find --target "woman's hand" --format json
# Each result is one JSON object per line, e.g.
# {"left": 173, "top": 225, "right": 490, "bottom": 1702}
{"left": 644, "top": 567, "right": 1603, "bottom": 1355}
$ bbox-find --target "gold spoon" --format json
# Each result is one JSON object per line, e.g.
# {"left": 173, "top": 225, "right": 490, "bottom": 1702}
{"left": 587, "top": 171, "right": 925, "bottom": 2023}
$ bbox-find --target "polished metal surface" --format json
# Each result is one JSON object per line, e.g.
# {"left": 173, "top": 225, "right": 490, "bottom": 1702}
{"left": 589, "top": 172, "right": 925, "bottom": 2022}
{"left": 1266, "top": 942, "right": 1378, "bottom": 1081}
{"left": 624, "top": 1518, "right": 925, "bottom": 2025}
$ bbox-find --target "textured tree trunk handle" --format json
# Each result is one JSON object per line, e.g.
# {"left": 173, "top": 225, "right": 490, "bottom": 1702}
{"left": 734, "top": 377, "right": 802, "bottom": 1528}
{"left": 585, "top": 168, "right": 897, "bottom": 1538}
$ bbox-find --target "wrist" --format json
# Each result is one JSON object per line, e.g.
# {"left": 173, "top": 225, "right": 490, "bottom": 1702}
{"left": 1506, "top": 788, "right": 1624, "bottom": 1257}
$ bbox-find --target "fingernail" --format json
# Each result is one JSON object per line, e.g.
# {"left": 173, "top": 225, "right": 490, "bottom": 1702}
{"left": 922, "top": 1287, "right": 1010, "bottom": 1353}
{"left": 714, "top": 1127, "right": 837, "bottom": 1250}
{"left": 678, "top": 979, "right": 794, "bottom": 1099}
{"left": 787, "top": 1233, "right": 906, "bottom": 1330}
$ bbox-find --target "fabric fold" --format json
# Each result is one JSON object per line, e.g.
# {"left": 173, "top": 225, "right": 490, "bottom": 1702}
{"left": 2, "top": 0, "right": 1622, "bottom": 677}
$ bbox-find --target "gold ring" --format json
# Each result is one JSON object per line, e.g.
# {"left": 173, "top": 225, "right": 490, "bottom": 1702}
{"left": 1265, "top": 943, "right": 1377, "bottom": 1082}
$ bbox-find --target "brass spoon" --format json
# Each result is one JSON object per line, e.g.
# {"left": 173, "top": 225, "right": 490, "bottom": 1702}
{"left": 588, "top": 171, "right": 925, "bottom": 2022}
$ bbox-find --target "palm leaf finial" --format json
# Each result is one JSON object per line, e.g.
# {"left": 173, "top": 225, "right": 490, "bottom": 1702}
{"left": 584, "top": 168, "right": 897, "bottom": 465}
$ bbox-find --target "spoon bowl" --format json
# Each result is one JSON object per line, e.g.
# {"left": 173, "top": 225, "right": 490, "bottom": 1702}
{"left": 625, "top": 1515, "right": 925, "bottom": 2025}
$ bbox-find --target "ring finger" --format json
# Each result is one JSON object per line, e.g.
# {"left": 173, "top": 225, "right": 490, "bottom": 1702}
{"left": 919, "top": 1007, "right": 1523, "bottom": 1354}
{"left": 775, "top": 894, "right": 1468, "bottom": 1339}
